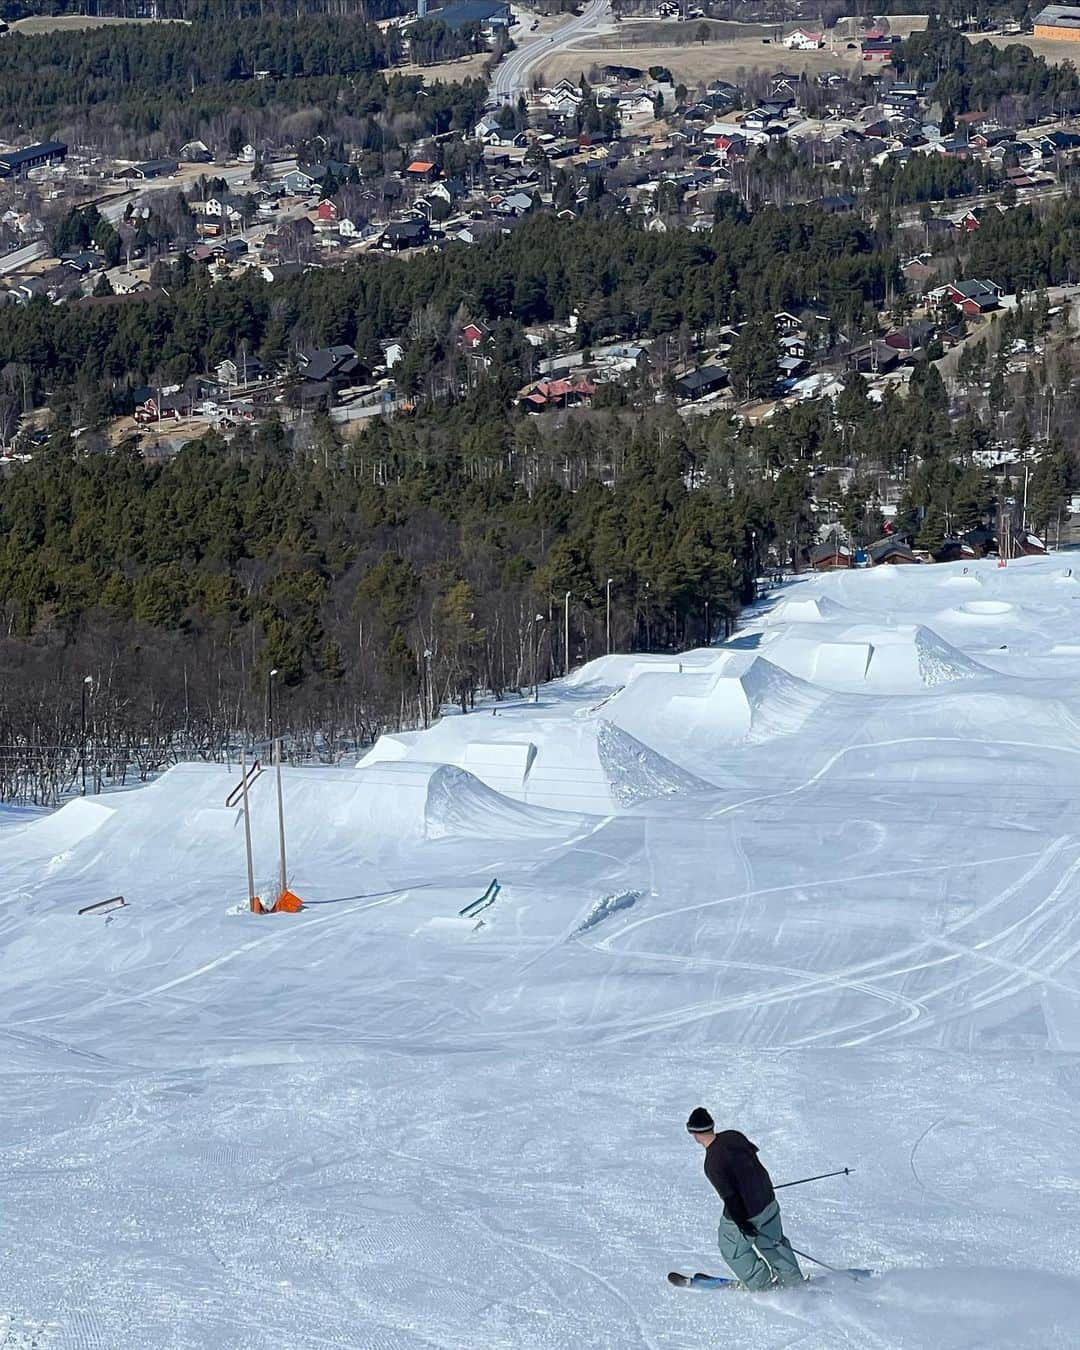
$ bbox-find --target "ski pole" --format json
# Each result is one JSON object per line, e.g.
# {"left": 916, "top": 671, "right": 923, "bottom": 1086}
{"left": 789, "top": 1245, "right": 863, "bottom": 1283}
{"left": 775, "top": 1167, "right": 853, "bottom": 1190}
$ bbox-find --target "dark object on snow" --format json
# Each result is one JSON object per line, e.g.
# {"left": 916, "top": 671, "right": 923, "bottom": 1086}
{"left": 77, "top": 895, "right": 127, "bottom": 915}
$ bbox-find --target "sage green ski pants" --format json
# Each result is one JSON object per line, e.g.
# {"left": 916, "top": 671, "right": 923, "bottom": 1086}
{"left": 716, "top": 1199, "right": 804, "bottom": 1290}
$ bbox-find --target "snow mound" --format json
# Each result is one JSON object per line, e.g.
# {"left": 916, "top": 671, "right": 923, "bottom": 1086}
{"left": 764, "top": 625, "right": 988, "bottom": 691}
{"left": 761, "top": 594, "right": 850, "bottom": 625}
{"left": 914, "top": 625, "right": 986, "bottom": 686}
{"left": 602, "top": 654, "right": 827, "bottom": 755}
{"left": 424, "top": 763, "right": 587, "bottom": 839}
{"left": 595, "top": 721, "right": 713, "bottom": 807}
{"left": 573, "top": 889, "right": 644, "bottom": 935}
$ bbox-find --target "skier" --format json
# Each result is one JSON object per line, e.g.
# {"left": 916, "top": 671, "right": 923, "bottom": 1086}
{"left": 685, "top": 1106, "right": 804, "bottom": 1290}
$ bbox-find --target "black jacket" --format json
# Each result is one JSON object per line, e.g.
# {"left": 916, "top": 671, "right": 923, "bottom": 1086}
{"left": 703, "top": 1131, "right": 775, "bottom": 1229}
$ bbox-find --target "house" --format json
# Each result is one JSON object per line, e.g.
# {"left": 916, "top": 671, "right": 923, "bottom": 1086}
{"left": 212, "top": 238, "right": 248, "bottom": 261}
{"left": 297, "top": 345, "right": 362, "bottom": 385}
{"left": 1013, "top": 530, "right": 1047, "bottom": 555}
{"left": 473, "top": 115, "right": 503, "bottom": 141}
{"left": 179, "top": 140, "right": 212, "bottom": 164}
{"left": 315, "top": 199, "right": 338, "bottom": 223}
{"left": 784, "top": 28, "right": 823, "bottom": 50}
{"left": 494, "top": 190, "right": 535, "bottom": 216}
{"left": 202, "top": 194, "right": 245, "bottom": 223}
{"left": 849, "top": 341, "right": 900, "bottom": 375}
{"left": 902, "top": 255, "right": 936, "bottom": 291}
{"left": 283, "top": 169, "right": 318, "bottom": 195}
{"left": 126, "top": 159, "right": 178, "bottom": 180}
{"left": 519, "top": 376, "right": 596, "bottom": 412}
{"left": 381, "top": 218, "right": 430, "bottom": 250}
{"left": 943, "top": 278, "right": 1003, "bottom": 315}
{"left": 405, "top": 161, "right": 439, "bottom": 182}
{"left": 380, "top": 339, "right": 405, "bottom": 369}
{"left": 932, "top": 538, "right": 978, "bottom": 564}
{"left": 461, "top": 320, "right": 489, "bottom": 348}
{"left": 884, "top": 319, "right": 934, "bottom": 354}
{"left": 216, "top": 353, "right": 266, "bottom": 386}
{"left": 0, "top": 141, "right": 67, "bottom": 177}
{"left": 868, "top": 537, "right": 919, "bottom": 565}
{"left": 675, "top": 364, "right": 728, "bottom": 401}
{"left": 62, "top": 251, "right": 106, "bottom": 274}
{"left": 809, "top": 542, "right": 853, "bottom": 570}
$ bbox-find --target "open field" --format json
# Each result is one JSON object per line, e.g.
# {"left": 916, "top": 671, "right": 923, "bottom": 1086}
{"left": 540, "top": 35, "right": 868, "bottom": 88}
{"left": 537, "top": 14, "right": 928, "bottom": 87}
{"left": 8, "top": 14, "right": 186, "bottom": 33}
{"left": 396, "top": 49, "right": 492, "bottom": 82}
{"left": 969, "top": 30, "right": 1080, "bottom": 63}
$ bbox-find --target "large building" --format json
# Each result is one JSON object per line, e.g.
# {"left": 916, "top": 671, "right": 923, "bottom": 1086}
{"left": 0, "top": 140, "right": 67, "bottom": 177}
{"left": 431, "top": 0, "right": 510, "bottom": 32}
{"left": 1034, "top": 4, "right": 1080, "bottom": 38}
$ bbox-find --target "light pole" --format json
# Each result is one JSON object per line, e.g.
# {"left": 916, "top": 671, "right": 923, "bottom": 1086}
{"left": 606, "top": 577, "right": 613, "bottom": 654}
{"left": 267, "top": 667, "right": 279, "bottom": 749}
{"left": 532, "top": 613, "right": 544, "bottom": 703}
{"left": 80, "top": 675, "right": 92, "bottom": 796}
{"left": 564, "top": 590, "right": 571, "bottom": 677}
{"left": 704, "top": 596, "right": 710, "bottom": 647}
{"left": 423, "top": 648, "right": 433, "bottom": 727}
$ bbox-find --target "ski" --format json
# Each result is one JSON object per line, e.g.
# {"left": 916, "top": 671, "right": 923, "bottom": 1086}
{"left": 668, "top": 1271, "right": 737, "bottom": 1290}
{"left": 668, "top": 1267, "right": 873, "bottom": 1291}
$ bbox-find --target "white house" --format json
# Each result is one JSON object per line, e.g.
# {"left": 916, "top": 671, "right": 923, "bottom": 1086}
{"left": 783, "top": 29, "right": 823, "bottom": 50}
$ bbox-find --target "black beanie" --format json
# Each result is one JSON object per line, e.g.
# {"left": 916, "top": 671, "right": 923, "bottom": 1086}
{"left": 686, "top": 1106, "right": 714, "bottom": 1134}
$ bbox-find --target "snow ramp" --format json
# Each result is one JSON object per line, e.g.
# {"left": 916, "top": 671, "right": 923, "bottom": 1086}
{"left": 424, "top": 763, "right": 589, "bottom": 839}
{"left": 601, "top": 655, "right": 827, "bottom": 756}
{"left": 763, "top": 625, "right": 991, "bottom": 692}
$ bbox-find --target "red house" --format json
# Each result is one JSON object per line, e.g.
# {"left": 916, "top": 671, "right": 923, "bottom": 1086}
{"left": 944, "top": 278, "right": 1002, "bottom": 315}
{"left": 405, "top": 160, "right": 439, "bottom": 181}
{"left": 461, "top": 320, "right": 489, "bottom": 348}
{"left": 315, "top": 199, "right": 338, "bottom": 222}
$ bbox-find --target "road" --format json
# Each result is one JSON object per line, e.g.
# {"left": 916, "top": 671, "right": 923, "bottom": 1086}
{"left": 492, "top": 0, "right": 611, "bottom": 101}
{"left": 97, "top": 159, "right": 297, "bottom": 225}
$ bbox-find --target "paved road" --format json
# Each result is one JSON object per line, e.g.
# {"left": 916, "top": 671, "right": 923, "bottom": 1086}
{"left": 97, "top": 159, "right": 297, "bottom": 224}
{"left": 492, "top": 0, "right": 611, "bottom": 101}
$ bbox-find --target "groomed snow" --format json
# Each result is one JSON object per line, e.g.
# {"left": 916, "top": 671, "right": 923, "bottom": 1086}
{"left": 4, "top": 556, "right": 1080, "bottom": 1348}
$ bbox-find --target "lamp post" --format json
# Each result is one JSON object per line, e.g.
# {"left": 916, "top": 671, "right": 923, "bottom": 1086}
{"left": 606, "top": 577, "right": 613, "bottom": 655}
{"left": 267, "top": 667, "right": 279, "bottom": 749}
{"left": 704, "top": 596, "right": 710, "bottom": 647}
{"left": 80, "top": 675, "right": 93, "bottom": 796}
{"left": 422, "top": 648, "right": 433, "bottom": 727}
{"left": 564, "top": 590, "right": 571, "bottom": 677}
{"left": 532, "top": 613, "right": 544, "bottom": 703}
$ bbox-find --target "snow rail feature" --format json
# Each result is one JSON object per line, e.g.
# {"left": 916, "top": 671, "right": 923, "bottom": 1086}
{"left": 77, "top": 895, "right": 127, "bottom": 916}
{"left": 459, "top": 878, "right": 500, "bottom": 918}
{"left": 225, "top": 760, "right": 263, "bottom": 808}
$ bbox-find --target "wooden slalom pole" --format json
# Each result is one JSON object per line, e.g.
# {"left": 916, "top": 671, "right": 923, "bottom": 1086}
{"left": 275, "top": 737, "right": 288, "bottom": 900}
{"left": 240, "top": 746, "right": 260, "bottom": 913}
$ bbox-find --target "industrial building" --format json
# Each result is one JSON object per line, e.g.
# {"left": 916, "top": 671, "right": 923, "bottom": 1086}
{"left": 0, "top": 140, "right": 68, "bottom": 177}
{"left": 1033, "top": 5, "right": 1080, "bottom": 39}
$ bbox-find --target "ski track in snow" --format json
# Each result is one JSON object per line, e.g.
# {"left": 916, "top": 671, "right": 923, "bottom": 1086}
{"left": 5, "top": 557, "right": 1080, "bottom": 1347}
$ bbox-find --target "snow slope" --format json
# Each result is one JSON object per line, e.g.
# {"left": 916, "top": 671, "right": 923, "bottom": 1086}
{"left": 4, "top": 556, "right": 1080, "bottom": 1348}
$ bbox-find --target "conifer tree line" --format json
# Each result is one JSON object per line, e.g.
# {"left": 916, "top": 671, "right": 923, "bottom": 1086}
{"left": 0, "top": 15, "right": 487, "bottom": 146}
{"left": 1, "top": 353, "right": 1075, "bottom": 803}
